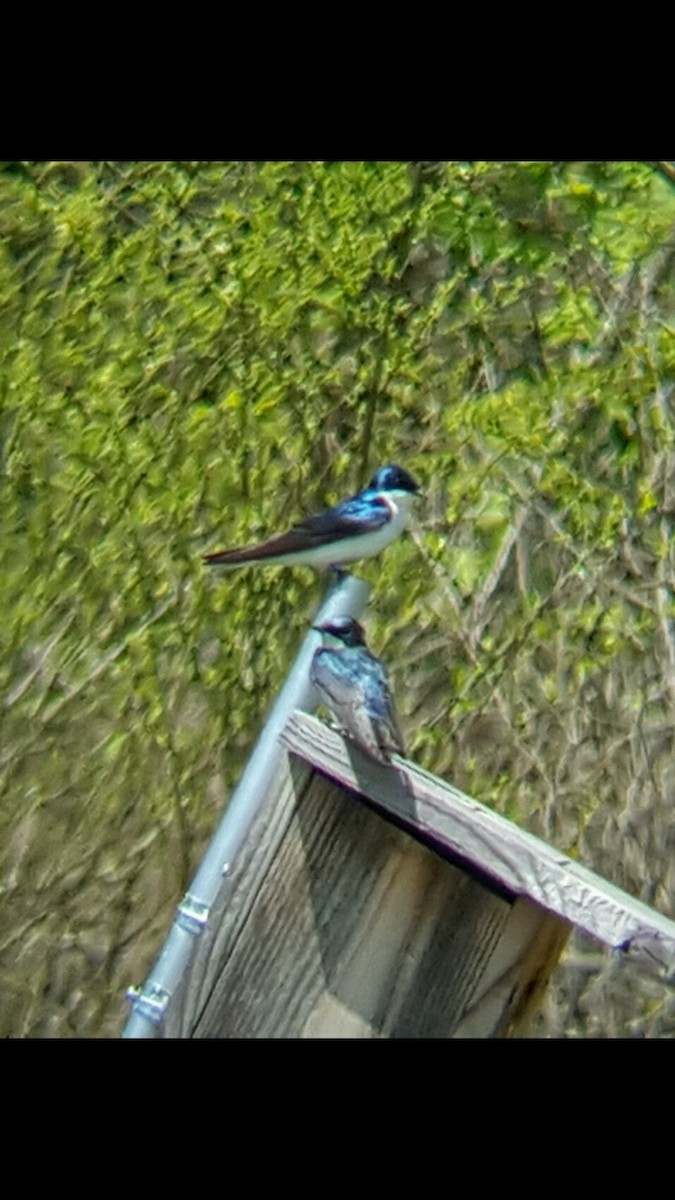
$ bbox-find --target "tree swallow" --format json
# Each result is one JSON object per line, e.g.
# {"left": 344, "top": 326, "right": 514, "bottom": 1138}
{"left": 204, "top": 464, "right": 420, "bottom": 572}
{"left": 311, "top": 616, "right": 405, "bottom": 764}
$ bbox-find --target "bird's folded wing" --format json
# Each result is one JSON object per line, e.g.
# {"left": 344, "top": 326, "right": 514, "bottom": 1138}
{"left": 376, "top": 700, "right": 406, "bottom": 755}
{"left": 364, "top": 676, "right": 406, "bottom": 753}
{"left": 296, "top": 493, "right": 391, "bottom": 539}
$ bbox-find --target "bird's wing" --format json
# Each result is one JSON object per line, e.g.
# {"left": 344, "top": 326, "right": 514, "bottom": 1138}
{"left": 296, "top": 493, "right": 391, "bottom": 539}
{"left": 373, "top": 704, "right": 405, "bottom": 757}
{"left": 204, "top": 494, "right": 390, "bottom": 565}
{"left": 363, "top": 661, "right": 406, "bottom": 756}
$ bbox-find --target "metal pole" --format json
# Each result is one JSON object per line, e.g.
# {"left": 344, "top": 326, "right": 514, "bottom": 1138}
{"left": 122, "top": 572, "right": 371, "bottom": 1037}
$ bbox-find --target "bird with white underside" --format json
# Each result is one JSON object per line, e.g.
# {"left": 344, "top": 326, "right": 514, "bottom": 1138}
{"left": 204, "top": 464, "right": 420, "bottom": 573}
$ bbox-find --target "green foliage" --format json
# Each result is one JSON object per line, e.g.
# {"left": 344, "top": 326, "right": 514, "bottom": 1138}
{"left": 2, "top": 161, "right": 675, "bottom": 1037}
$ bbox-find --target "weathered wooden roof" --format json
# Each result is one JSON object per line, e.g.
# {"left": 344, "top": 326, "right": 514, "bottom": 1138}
{"left": 282, "top": 711, "right": 675, "bottom": 981}
{"left": 163, "top": 709, "right": 675, "bottom": 1038}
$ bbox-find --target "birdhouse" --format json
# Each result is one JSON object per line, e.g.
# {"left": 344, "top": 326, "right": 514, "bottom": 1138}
{"left": 125, "top": 579, "right": 675, "bottom": 1038}
{"left": 141, "top": 711, "right": 675, "bottom": 1038}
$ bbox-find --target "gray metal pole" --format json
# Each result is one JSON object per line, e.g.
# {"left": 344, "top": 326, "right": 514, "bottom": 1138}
{"left": 122, "top": 572, "right": 371, "bottom": 1037}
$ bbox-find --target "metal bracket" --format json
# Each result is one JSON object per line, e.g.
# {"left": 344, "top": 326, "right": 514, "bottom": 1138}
{"left": 125, "top": 982, "right": 171, "bottom": 1027}
{"left": 176, "top": 894, "right": 210, "bottom": 937}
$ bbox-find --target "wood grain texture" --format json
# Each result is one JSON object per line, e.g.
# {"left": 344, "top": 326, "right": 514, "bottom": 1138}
{"left": 281, "top": 712, "right": 675, "bottom": 980}
{"left": 167, "top": 747, "right": 569, "bottom": 1038}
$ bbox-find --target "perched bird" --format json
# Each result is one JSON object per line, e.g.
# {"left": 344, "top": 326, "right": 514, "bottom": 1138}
{"left": 204, "top": 464, "right": 420, "bottom": 573}
{"left": 311, "top": 616, "right": 405, "bottom": 764}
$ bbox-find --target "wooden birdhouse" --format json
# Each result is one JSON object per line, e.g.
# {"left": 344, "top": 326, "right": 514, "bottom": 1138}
{"left": 156, "top": 711, "right": 675, "bottom": 1038}
{"left": 125, "top": 579, "right": 675, "bottom": 1039}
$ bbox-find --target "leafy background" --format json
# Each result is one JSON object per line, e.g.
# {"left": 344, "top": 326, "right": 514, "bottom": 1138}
{"left": 2, "top": 161, "right": 675, "bottom": 1037}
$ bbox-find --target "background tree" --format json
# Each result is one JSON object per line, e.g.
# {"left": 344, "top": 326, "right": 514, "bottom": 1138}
{"left": 1, "top": 161, "right": 674, "bottom": 1037}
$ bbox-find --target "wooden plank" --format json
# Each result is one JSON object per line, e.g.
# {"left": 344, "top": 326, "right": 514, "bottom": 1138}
{"left": 165, "top": 752, "right": 311, "bottom": 1038}
{"left": 452, "top": 899, "right": 570, "bottom": 1037}
{"left": 168, "top": 749, "right": 566, "bottom": 1038}
{"left": 281, "top": 711, "right": 675, "bottom": 980}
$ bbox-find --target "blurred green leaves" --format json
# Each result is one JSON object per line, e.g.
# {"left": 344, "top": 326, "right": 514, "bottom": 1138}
{"left": 2, "top": 161, "right": 675, "bottom": 1035}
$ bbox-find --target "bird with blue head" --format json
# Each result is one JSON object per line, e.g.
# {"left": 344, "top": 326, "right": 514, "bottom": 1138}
{"left": 204, "top": 464, "right": 420, "bottom": 573}
{"left": 311, "top": 615, "right": 405, "bottom": 765}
